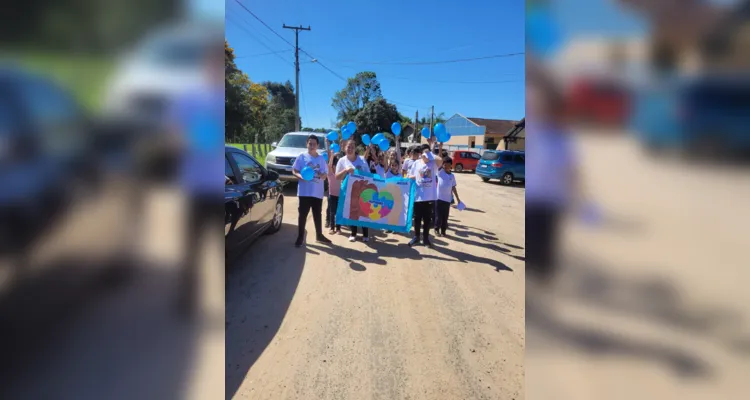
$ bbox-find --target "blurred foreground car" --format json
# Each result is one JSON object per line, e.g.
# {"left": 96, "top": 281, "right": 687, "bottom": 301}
{"left": 0, "top": 66, "right": 106, "bottom": 256}
{"left": 225, "top": 146, "right": 284, "bottom": 263}
{"left": 103, "top": 21, "right": 222, "bottom": 127}
{"left": 477, "top": 150, "right": 525, "bottom": 185}
{"left": 632, "top": 74, "right": 750, "bottom": 156}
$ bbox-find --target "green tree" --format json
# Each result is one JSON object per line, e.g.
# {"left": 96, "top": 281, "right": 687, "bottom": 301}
{"left": 353, "top": 98, "right": 400, "bottom": 145}
{"left": 332, "top": 71, "right": 383, "bottom": 122}
{"left": 225, "top": 40, "right": 268, "bottom": 143}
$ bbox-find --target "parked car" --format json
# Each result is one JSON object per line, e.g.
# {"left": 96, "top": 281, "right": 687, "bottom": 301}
{"left": 450, "top": 150, "right": 482, "bottom": 172}
{"left": 225, "top": 146, "right": 284, "bottom": 262}
{"left": 264, "top": 132, "right": 328, "bottom": 183}
{"left": 0, "top": 66, "right": 105, "bottom": 257}
{"left": 632, "top": 74, "right": 750, "bottom": 157}
{"left": 476, "top": 150, "right": 525, "bottom": 185}
{"left": 567, "top": 77, "right": 631, "bottom": 127}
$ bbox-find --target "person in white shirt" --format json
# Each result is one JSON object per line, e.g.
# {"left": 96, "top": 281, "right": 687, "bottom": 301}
{"left": 292, "top": 135, "right": 332, "bottom": 247}
{"left": 407, "top": 144, "right": 439, "bottom": 247}
{"left": 336, "top": 139, "right": 370, "bottom": 242}
{"left": 435, "top": 156, "right": 461, "bottom": 237}
{"left": 402, "top": 146, "right": 419, "bottom": 177}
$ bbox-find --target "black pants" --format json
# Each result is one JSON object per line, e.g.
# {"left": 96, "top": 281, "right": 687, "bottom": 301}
{"left": 327, "top": 195, "right": 340, "bottom": 229}
{"left": 413, "top": 200, "right": 435, "bottom": 240}
{"left": 181, "top": 194, "right": 222, "bottom": 315}
{"left": 298, "top": 196, "right": 323, "bottom": 239}
{"left": 526, "top": 203, "right": 561, "bottom": 283}
{"left": 350, "top": 226, "right": 368, "bottom": 237}
{"left": 435, "top": 200, "right": 451, "bottom": 235}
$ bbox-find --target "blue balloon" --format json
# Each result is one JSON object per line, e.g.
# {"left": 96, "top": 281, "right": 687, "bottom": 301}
{"left": 326, "top": 131, "right": 338, "bottom": 141}
{"left": 391, "top": 122, "right": 402, "bottom": 135}
{"left": 346, "top": 121, "right": 357, "bottom": 133}
{"left": 362, "top": 134, "right": 371, "bottom": 146}
{"left": 372, "top": 133, "right": 385, "bottom": 145}
{"left": 322, "top": 151, "right": 329, "bottom": 162}
{"left": 378, "top": 138, "right": 390, "bottom": 152}
{"left": 436, "top": 128, "right": 450, "bottom": 143}
{"left": 444, "top": 132, "right": 451, "bottom": 142}
{"left": 331, "top": 143, "right": 340, "bottom": 153}
{"left": 300, "top": 166, "right": 315, "bottom": 181}
{"left": 421, "top": 126, "right": 430, "bottom": 139}
{"left": 434, "top": 123, "right": 446, "bottom": 137}
{"left": 341, "top": 127, "right": 353, "bottom": 140}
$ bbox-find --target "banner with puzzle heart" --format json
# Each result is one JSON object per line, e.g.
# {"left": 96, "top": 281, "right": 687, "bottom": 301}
{"left": 336, "top": 171, "right": 416, "bottom": 233}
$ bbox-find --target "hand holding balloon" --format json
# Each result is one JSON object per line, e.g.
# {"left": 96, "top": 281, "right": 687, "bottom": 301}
{"left": 300, "top": 166, "right": 315, "bottom": 181}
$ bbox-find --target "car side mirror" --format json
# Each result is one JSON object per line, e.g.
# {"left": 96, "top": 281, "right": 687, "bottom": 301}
{"left": 271, "top": 142, "right": 278, "bottom": 148}
{"left": 267, "top": 170, "right": 280, "bottom": 181}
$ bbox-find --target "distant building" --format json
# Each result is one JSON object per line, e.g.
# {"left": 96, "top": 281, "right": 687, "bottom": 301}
{"left": 422, "top": 114, "right": 521, "bottom": 151}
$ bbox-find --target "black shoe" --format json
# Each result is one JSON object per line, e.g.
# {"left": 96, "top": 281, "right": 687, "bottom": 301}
{"left": 295, "top": 237, "right": 304, "bottom": 247}
{"left": 435, "top": 231, "right": 442, "bottom": 237}
{"left": 408, "top": 237, "right": 420, "bottom": 247}
{"left": 325, "top": 221, "right": 331, "bottom": 228}
{"left": 316, "top": 235, "right": 332, "bottom": 244}
{"left": 423, "top": 238, "right": 433, "bottom": 248}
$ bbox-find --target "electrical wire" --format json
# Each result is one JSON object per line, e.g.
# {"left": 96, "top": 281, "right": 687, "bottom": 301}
{"left": 235, "top": 49, "right": 292, "bottom": 59}
{"left": 226, "top": 16, "right": 295, "bottom": 67}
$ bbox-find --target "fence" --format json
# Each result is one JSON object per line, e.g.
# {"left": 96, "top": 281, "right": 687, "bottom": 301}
{"left": 226, "top": 143, "right": 273, "bottom": 161}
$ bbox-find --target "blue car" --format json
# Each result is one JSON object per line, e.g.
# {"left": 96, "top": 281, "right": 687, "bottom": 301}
{"left": 476, "top": 150, "right": 525, "bottom": 185}
{"left": 632, "top": 74, "right": 750, "bottom": 155}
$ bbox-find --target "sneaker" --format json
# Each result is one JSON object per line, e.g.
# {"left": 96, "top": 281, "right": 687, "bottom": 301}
{"left": 317, "top": 235, "right": 332, "bottom": 244}
{"left": 423, "top": 238, "right": 434, "bottom": 248}
{"left": 363, "top": 237, "right": 370, "bottom": 243}
{"left": 349, "top": 236, "right": 357, "bottom": 242}
{"left": 329, "top": 228, "right": 336, "bottom": 235}
{"left": 408, "top": 237, "right": 420, "bottom": 247}
{"left": 295, "top": 237, "right": 304, "bottom": 247}
{"left": 435, "top": 231, "right": 442, "bottom": 237}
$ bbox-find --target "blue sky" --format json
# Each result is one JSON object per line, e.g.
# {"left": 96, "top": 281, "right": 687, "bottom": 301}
{"left": 225, "top": 0, "right": 525, "bottom": 129}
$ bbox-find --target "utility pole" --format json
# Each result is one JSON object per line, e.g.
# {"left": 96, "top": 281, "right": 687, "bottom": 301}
{"left": 429, "top": 105, "right": 434, "bottom": 139}
{"left": 414, "top": 110, "right": 418, "bottom": 142}
{"left": 283, "top": 24, "right": 311, "bottom": 131}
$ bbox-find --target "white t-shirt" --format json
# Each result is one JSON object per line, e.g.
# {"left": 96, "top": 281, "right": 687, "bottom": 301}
{"left": 374, "top": 164, "right": 386, "bottom": 178}
{"left": 437, "top": 169, "right": 456, "bottom": 202}
{"left": 336, "top": 155, "right": 368, "bottom": 176}
{"left": 293, "top": 151, "right": 328, "bottom": 199}
{"left": 413, "top": 158, "right": 438, "bottom": 202}
{"left": 402, "top": 159, "right": 414, "bottom": 174}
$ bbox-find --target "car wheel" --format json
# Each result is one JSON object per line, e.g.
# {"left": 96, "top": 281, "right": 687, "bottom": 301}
{"left": 501, "top": 172, "right": 514, "bottom": 185}
{"left": 454, "top": 164, "right": 464, "bottom": 173}
{"left": 481, "top": 177, "right": 490, "bottom": 182}
{"left": 265, "top": 198, "right": 284, "bottom": 234}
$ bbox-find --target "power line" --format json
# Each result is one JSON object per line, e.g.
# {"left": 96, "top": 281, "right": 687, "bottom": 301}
{"left": 233, "top": 0, "right": 296, "bottom": 48}
{"left": 233, "top": 0, "right": 348, "bottom": 83}
{"left": 226, "top": 16, "right": 294, "bottom": 67}
{"left": 329, "top": 52, "right": 525, "bottom": 66}
{"left": 235, "top": 49, "right": 292, "bottom": 59}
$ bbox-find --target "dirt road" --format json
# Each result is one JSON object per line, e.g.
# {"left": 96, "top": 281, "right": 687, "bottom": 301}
{"left": 526, "top": 132, "right": 750, "bottom": 400}
{"left": 226, "top": 173, "right": 526, "bottom": 400}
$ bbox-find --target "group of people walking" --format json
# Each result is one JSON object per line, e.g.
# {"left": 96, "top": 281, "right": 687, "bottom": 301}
{"left": 292, "top": 134, "right": 461, "bottom": 249}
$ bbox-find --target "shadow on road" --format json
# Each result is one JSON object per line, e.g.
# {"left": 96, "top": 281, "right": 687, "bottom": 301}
{"left": 429, "top": 239, "right": 514, "bottom": 272}
{"left": 0, "top": 257, "right": 201, "bottom": 399}
{"left": 225, "top": 222, "right": 306, "bottom": 400}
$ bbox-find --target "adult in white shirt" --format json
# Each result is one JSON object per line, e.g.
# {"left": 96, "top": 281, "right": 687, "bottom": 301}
{"left": 292, "top": 135, "right": 332, "bottom": 247}
{"left": 407, "top": 144, "right": 439, "bottom": 247}
{"left": 336, "top": 139, "right": 370, "bottom": 242}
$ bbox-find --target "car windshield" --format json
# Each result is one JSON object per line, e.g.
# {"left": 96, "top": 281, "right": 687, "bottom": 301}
{"left": 277, "top": 134, "right": 327, "bottom": 149}
{"left": 482, "top": 151, "right": 500, "bottom": 161}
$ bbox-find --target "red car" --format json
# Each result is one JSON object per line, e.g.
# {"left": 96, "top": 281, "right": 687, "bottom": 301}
{"left": 450, "top": 151, "right": 482, "bottom": 173}
{"left": 566, "top": 78, "right": 630, "bottom": 127}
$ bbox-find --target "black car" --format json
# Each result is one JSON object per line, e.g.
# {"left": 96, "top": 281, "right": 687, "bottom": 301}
{"left": 225, "top": 146, "right": 284, "bottom": 262}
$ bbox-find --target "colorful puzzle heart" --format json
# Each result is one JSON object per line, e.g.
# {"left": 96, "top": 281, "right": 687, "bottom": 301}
{"left": 358, "top": 188, "right": 395, "bottom": 221}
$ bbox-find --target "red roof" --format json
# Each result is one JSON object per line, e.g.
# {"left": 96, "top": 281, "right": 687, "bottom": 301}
{"left": 465, "top": 117, "right": 519, "bottom": 135}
